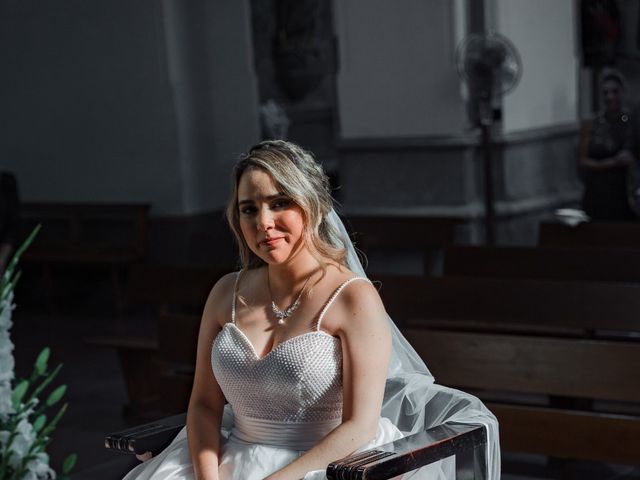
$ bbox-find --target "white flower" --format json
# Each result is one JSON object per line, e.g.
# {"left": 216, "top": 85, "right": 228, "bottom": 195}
{"left": 0, "top": 291, "right": 15, "bottom": 420}
{"left": 26, "top": 452, "right": 56, "bottom": 479}
{"left": 0, "top": 296, "right": 15, "bottom": 392}
{"left": 0, "top": 264, "right": 60, "bottom": 479}
{"left": 0, "top": 384, "right": 14, "bottom": 419}
{"left": 8, "top": 418, "right": 37, "bottom": 469}
{"left": 0, "top": 295, "right": 15, "bottom": 328}
{"left": 0, "top": 351, "right": 15, "bottom": 382}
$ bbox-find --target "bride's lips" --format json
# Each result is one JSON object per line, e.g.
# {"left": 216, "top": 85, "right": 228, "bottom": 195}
{"left": 261, "top": 236, "right": 284, "bottom": 247}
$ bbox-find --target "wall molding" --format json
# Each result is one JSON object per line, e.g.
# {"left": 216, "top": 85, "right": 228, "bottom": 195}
{"left": 336, "top": 122, "right": 579, "bottom": 152}
{"left": 341, "top": 189, "right": 581, "bottom": 220}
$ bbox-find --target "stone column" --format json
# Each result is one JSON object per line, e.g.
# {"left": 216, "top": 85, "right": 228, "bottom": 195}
{"left": 162, "top": 0, "right": 260, "bottom": 214}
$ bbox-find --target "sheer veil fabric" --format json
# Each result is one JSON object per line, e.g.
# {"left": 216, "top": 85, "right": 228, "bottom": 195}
{"left": 327, "top": 209, "right": 500, "bottom": 479}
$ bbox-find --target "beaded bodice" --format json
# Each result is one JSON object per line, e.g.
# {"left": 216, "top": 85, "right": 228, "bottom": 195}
{"left": 212, "top": 324, "right": 343, "bottom": 422}
{"left": 211, "top": 275, "right": 367, "bottom": 428}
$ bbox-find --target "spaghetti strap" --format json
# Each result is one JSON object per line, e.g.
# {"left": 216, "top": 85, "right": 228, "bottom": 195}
{"left": 231, "top": 271, "right": 242, "bottom": 324}
{"left": 316, "top": 277, "right": 370, "bottom": 331}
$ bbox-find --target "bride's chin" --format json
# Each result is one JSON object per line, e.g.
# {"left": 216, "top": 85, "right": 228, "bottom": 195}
{"left": 254, "top": 249, "right": 288, "bottom": 266}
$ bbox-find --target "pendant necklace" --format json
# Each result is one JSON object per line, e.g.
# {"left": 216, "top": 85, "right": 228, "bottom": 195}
{"left": 268, "top": 269, "right": 313, "bottom": 325}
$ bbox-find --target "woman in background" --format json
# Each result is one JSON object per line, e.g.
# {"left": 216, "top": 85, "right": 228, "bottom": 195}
{"left": 579, "top": 68, "right": 637, "bottom": 220}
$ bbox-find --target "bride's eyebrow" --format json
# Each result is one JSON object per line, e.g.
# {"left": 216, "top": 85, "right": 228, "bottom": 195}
{"left": 238, "top": 193, "right": 286, "bottom": 206}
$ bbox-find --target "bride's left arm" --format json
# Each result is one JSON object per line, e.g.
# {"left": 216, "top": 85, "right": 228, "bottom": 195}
{"left": 265, "top": 280, "right": 392, "bottom": 480}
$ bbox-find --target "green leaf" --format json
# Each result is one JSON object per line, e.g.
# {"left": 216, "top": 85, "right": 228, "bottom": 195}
{"left": 45, "top": 384, "right": 67, "bottom": 406}
{"left": 12, "top": 224, "right": 41, "bottom": 260}
{"left": 62, "top": 453, "right": 77, "bottom": 474}
{"left": 0, "top": 225, "right": 40, "bottom": 299}
{"left": 34, "top": 347, "right": 50, "bottom": 375}
{"left": 41, "top": 403, "right": 67, "bottom": 437}
{"left": 28, "top": 363, "right": 62, "bottom": 404}
{"left": 11, "top": 379, "right": 29, "bottom": 408}
{"left": 33, "top": 414, "right": 47, "bottom": 432}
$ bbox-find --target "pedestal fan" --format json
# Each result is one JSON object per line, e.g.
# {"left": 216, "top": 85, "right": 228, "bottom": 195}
{"left": 456, "top": 32, "right": 522, "bottom": 244}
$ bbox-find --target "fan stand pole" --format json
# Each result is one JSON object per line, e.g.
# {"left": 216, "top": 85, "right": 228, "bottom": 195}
{"left": 480, "top": 122, "right": 496, "bottom": 245}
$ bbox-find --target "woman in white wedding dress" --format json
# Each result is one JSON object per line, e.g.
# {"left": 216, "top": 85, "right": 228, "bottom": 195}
{"left": 124, "top": 140, "right": 500, "bottom": 480}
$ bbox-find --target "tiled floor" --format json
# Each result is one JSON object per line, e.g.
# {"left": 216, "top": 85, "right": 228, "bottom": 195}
{"left": 9, "top": 297, "right": 640, "bottom": 479}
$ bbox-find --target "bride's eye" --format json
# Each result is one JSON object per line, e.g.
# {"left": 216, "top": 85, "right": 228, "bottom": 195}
{"left": 239, "top": 205, "right": 257, "bottom": 215}
{"left": 271, "top": 198, "right": 292, "bottom": 210}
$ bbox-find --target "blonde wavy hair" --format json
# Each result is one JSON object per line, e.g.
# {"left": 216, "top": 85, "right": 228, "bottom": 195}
{"left": 226, "top": 140, "right": 347, "bottom": 270}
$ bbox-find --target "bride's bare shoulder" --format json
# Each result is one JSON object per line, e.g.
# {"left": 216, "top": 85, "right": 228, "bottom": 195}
{"left": 202, "top": 271, "right": 243, "bottom": 328}
{"left": 318, "top": 264, "right": 384, "bottom": 331}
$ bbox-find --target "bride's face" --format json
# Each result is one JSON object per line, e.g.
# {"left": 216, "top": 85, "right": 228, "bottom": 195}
{"left": 237, "top": 168, "right": 306, "bottom": 265}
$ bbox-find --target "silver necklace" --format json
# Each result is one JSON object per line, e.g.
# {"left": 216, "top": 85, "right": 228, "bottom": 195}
{"left": 268, "top": 270, "right": 313, "bottom": 325}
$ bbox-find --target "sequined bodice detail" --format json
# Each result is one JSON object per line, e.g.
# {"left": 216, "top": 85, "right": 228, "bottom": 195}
{"left": 212, "top": 324, "right": 343, "bottom": 422}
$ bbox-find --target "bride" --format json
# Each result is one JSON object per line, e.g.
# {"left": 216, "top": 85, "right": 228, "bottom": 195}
{"left": 124, "top": 140, "right": 500, "bottom": 479}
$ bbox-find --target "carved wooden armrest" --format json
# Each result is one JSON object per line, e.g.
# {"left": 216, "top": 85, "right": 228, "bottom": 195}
{"left": 327, "top": 422, "right": 487, "bottom": 480}
{"left": 106, "top": 417, "right": 487, "bottom": 479}
{"left": 105, "top": 413, "right": 186, "bottom": 456}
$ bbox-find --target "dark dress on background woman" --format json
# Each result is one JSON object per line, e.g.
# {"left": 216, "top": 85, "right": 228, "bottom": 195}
{"left": 582, "top": 110, "right": 636, "bottom": 220}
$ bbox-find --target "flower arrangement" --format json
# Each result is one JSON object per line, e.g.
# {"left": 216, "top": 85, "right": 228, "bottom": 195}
{"left": 0, "top": 226, "right": 76, "bottom": 480}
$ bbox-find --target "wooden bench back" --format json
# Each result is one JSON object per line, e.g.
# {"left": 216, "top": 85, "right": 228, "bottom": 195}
{"left": 539, "top": 221, "right": 640, "bottom": 249}
{"left": 344, "top": 215, "right": 459, "bottom": 251}
{"left": 22, "top": 202, "right": 150, "bottom": 256}
{"left": 407, "top": 329, "right": 640, "bottom": 402}
{"left": 375, "top": 275, "right": 640, "bottom": 334}
{"left": 443, "top": 245, "right": 640, "bottom": 283}
{"left": 125, "top": 263, "right": 226, "bottom": 313}
{"left": 157, "top": 312, "right": 200, "bottom": 367}
{"left": 156, "top": 312, "right": 201, "bottom": 413}
{"left": 403, "top": 328, "right": 640, "bottom": 465}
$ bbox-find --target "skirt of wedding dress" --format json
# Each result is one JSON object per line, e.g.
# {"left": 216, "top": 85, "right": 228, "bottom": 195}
{"left": 122, "top": 406, "right": 453, "bottom": 480}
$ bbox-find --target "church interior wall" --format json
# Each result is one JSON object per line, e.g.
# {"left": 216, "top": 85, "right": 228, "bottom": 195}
{"left": 495, "top": 0, "right": 579, "bottom": 133}
{"left": 0, "top": 1, "right": 184, "bottom": 213}
{"left": 0, "top": 0, "right": 259, "bottom": 219}
{"left": 0, "top": 0, "right": 617, "bottom": 252}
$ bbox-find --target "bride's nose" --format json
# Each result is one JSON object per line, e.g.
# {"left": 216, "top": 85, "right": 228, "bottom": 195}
{"left": 257, "top": 208, "right": 274, "bottom": 231}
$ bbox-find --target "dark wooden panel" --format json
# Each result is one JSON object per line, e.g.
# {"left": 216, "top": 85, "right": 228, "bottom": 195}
{"left": 125, "top": 263, "right": 226, "bottom": 311}
{"left": 376, "top": 275, "right": 640, "bottom": 334}
{"left": 443, "top": 245, "right": 640, "bottom": 283}
{"left": 539, "top": 221, "right": 640, "bottom": 249}
{"left": 489, "top": 403, "right": 640, "bottom": 465}
{"left": 404, "top": 329, "right": 640, "bottom": 402}
{"left": 157, "top": 313, "right": 200, "bottom": 366}
{"left": 343, "top": 215, "right": 459, "bottom": 251}
{"left": 21, "top": 202, "right": 150, "bottom": 255}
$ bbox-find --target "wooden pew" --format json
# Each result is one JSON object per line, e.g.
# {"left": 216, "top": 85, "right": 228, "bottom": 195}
{"left": 539, "top": 220, "right": 640, "bottom": 248}
{"left": 154, "top": 312, "right": 200, "bottom": 413}
{"left": 343, "top": 215, "right": 459, "bottom": 274}
{"left": 20, "top": 202, "right": 150, "bottom": 313}
{"left": 343, "top": 215, "right": 459, "bottom": 250}
{"left": 86, "top": 264, "right": 227, "bottom": 417}
{"left": 123, "top": 263, "right": 228, "bottom": 314}
{"left": 403, "top": 328, "right": 640, "bottom": 466}
{"left": 374, "top": 274, "right": 640, "bottom": 335}
{"left": 372, "top": 274, "right": 640, "bottom": 467}
{"left": 443, "top": 245, "right": 640, "bottom": 283}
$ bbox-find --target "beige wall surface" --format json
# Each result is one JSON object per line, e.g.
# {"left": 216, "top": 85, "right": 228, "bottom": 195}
{"left": 496, "top": 0, "right": 578, "bottom": 133}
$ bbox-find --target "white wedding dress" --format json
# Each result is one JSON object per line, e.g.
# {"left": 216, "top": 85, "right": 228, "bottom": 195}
{"left": 123, "top": 277, "right": 453, "bottom": 479}
{"left": 123, "top": 209, "right": 500, "bottom": 480}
